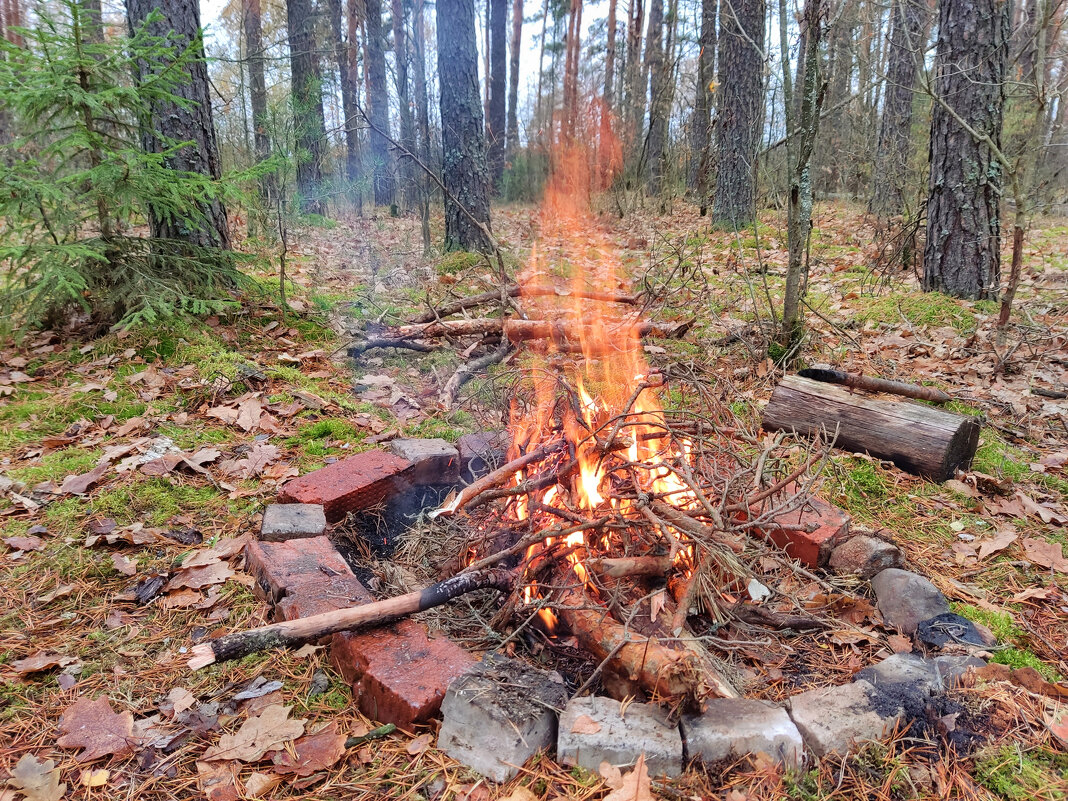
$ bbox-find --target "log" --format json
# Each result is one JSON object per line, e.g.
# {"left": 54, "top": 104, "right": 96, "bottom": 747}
{"left": 762, "top": 375, "right": 980, "bottom": 481}
{"left": 187, "top": 567, "right": 516, "bottom": 670}
{"left": 393, "top": 318, "right": 692, "bottom": 343}
{"left": 798, "top": 366, "right": 952, "bottom": 403}
{"left": 413, "top": 284, "right": 641, "bottom": 322}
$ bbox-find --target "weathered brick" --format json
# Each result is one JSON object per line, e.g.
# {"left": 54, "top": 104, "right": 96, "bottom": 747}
{"left": 278, "top": 450, "right": 412, "bottom": 522}
{"left": 244, "top": 536, "right": 352, "bottom": 604}
{"left": 277, "top": 574, "right": 373, "bottom": 621}
{"left": 456, "top": 432, "right": 507, "bottom": 479}
{"left": 762, "top": 495, "right": 850, "bottom": 566}
{"left": 388, "top": 438, "right": 460, "bottom": 485}
{"left": 330, "top": 620, "right": 476, "bottom": 728}
{"left": 260, "top": 503, "right": 327, "bottom": 541}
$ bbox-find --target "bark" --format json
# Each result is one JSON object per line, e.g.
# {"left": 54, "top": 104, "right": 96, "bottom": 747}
{"left": 286, "top": 0, "right": 327, "bottom": 214}
{"left": 869, "top": 0, "right": 930, "bottom": 218}
{"left": 437, "top": 0, "right": 494, "bottom": 252}
{"left": 328, "top": 0, "right": 362, "bottom": 208}
{"left": 562, "top": 0, "right": 583, "bottom": 140}
{"left": 796, "top": 366, "right": 953, "bottom": 402}
{"left": 506, "top": 0, "right": 523, "bottom": 154}
{"left": 412, "top": 0, "right": 432, "bottom": 248}
{"left": 244, "top": 0, "right": 271, "bottom": 168}
{"left": 623, "top": 0, "right": 645, "bottom": 159}
{"left": 127, "top": 0, "right": 231, "bottom": 248}
{"left": 923, "top": 0, "right": 1010, "bottom": 299}
{"left": 488, "top": 0, "right": 508, "bottom": 186}
{"left": 711, "top": 0, "right": 765, "bottom": 226}
{"left": 604, "top": 0, "right": 618, "bottom": 107}
{"left": 690, "top": 0, "right": 716, "bottom": 213}
{"left": 645, "top": 0, "right": 667, "bottom": 194}
{"left": 392, "top": 0, "right": 417, "bottom": 208}
{"left": 3, "top": 0, "right": 22, "bottom": 47}
{"left": 365, "top": 0, "right": 395, "bottom": 206}
{"left": 81, "top": 0, "right": 104, "bottom": 43}
{"left": 815, "top": 0, "right": 854, "bottom": 195}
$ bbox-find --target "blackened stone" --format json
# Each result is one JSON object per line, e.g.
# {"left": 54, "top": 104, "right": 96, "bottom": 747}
{"left": 916, "top": 613, "right": 995, "bottom": 649}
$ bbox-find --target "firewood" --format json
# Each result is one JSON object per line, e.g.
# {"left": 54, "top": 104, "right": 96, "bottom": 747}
{"left": 187, "top": 567, "right": 517, "bottom": 670}
{"left": 762, "top": 375, "right": 980, "bottom": 481}
{"left": 413, "top": 284, "right": 641, "bottom": 323}
{"left": 394, "top": 318, "right": 692, "bottom": 344}
{"left": 586, "top": 555, "right": 673, "bottom": 578}
{"left": 798, "top": 366, "right": 952, "bottom": 403}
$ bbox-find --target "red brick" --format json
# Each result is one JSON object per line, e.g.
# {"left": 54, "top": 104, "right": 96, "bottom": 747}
{"left": 277, "top": 574, "right": 374, "bottom": 621}
{"left": 278, "top": 450, "right": 412, "bottom": 522}
{"left": 330, "top": 620, "right": 476, "bottom": 728}
{"left": 761, "top": 495, "right": 850, "bottom": 567}
{"left": 244, "top": 536, "right": 353, "bottom": 604}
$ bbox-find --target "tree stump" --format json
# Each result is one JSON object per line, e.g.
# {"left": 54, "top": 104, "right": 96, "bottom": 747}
{"left": 762, "top": 375, "right": 980, "bottom": 481}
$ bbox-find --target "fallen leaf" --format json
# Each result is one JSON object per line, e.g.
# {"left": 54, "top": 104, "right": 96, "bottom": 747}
{"left": 977, "top": 528, "right": 1018, "bottom": 561}
{"left": 196, "top": 760, "right": 239, "bottom": 801}
{"left": 1022, "top": 538, "right": 1068, "bottom": 573}
{"left": 1045, "top": 708, "right": 1068, "bottom": 749}
{"left": 162, "top": 687, "right": 196, "bottom": 718}
{"left": 4, "top": 535, "right": 45, "bottom": 551}
{"left": 56, "top": 696, "right": 135, "bottom": 762}
{"left": 603, "top": 754, "right": 653, "bottom": 801}
{"left": 570, "top": 714, "right": 602, "bottom": 734}
{"left": 80, "top": 768, "right": 109, "bottom": 787}
{"left": 598, "top": 761, "right": 623, "bottom": 789}
{"left": 499, "top": 789, "right": 539, "bottom": 801}
{"left": 36, "top": 583, "right": 75, "bottom": 603}
{"left": 649, "top": 589, "right": 666, "bottom": 623}
{"left": 164, "top": 561, "right": 234, "bottom": 591}
{"left": 405, "top": 732, "right": 432, "bottom": 755}
{"left": 180, "top": 535, "right": 250, "bottom": 568}
{"left": 57, "top": 464, "right": 110, "bottom": 495}
{"left": 111, "top": 553, "right": 137, "bottom": 576}
{"left": 1016, "top": 491, "right": 1068, "bottom": 525}
{"left": 202, "top": 704, "right": 306, "bottom": 762}
{"left": 7, "top": 754, "right": 66, "bottom": 801}
{"left": 13, "top": 652, "right": 77, "bottom": 674}
{"left": 271, "top": 722, "right": 346, "bottom": 776}
{"left": 244, "top": 772, "right": 282, "bottom": 796}
{"left": 236, "top": 396, "right": 264, "bottom": 432}
{"left": 887, "top": 634, "right": 913, "bottom": 653}
{"left": 1010, "top": 587, "right": 1055, "bottom": 603}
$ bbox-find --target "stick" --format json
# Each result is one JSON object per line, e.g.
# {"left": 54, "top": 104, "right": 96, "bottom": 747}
{"left": 395, "top": 318, "right": 692, "bottom": 343}
{"left": 439, "top": 341, "right": 514, "bottom": 408}
{"left": 187, "top": 567, "right": 517, "bottom": 669}
{"left": 586, "top": 555, "right": 673, "bottom": 578}
{"left": 413, "top": 284, "right": 641, "bottom": 323}
{"left": 649, "top": 500, "right": 745, "bottom": 553}
{"left": 798, "top": 366, "right": 952, "bottom": 403}
{"left": 429, "top": 442, "right": 566, "bottom": 518}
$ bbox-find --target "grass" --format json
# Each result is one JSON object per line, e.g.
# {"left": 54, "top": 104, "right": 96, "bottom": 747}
{"left": 855, "top": 290, "right": 982, "bottom": 333}
{"left": 975, "top": 745, "right": 1068, "bottom": 801}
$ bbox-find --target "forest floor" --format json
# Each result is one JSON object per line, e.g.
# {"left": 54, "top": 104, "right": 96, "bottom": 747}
{"left": 1, "top": 199, "right": 1067, "bottom": 800}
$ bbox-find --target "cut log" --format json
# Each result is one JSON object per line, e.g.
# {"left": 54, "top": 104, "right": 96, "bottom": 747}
{"left": 762, "top": 375, "right": 980, "bottom": 481}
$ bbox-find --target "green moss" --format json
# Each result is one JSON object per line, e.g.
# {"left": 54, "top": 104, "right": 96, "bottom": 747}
{"left": 403, "top": 414, "right": 473, "bottom": 443}
{"left": 8, "top": 447, "right": 102, "bottom": 486}
{"left": 975, "top": 745, "right": 1068, "bottom": 801}
{"left": 991, "top": 648, "right": 1063, "bottom": 681}
{"left": 856, "top": 291, "right": 979, "bottom": 333}
{"left": 436, "top": 250, "right": 483, "bottom": 276}
{"left": 91, "top": 479, "right": 226, "bottom": 526}
{"left": 951, "top": 603, "right": 1023, "bottom": 643}
{"left": 291, "top": 418, "right": 366, "bottom": 444}
{"left": 838, "top": 459, "right": 889, "bottom": 506}
{"left": 972, "top": 435, "right": 1031, "bottom": 482}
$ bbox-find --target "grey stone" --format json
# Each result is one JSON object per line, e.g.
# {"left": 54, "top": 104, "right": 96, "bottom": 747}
{"left": 871, "top": 568, "right": 950, "bottom": 634}
{"left": 933, "top": 655, "right": 987, "bottom": 688}
{"left": 388, "top": 438, "right": 459, "bottom": 485}
{"left": 788, "top": 679, "right": 905, "bottom": 757}
{"left": 681, "top": 698, "right": 804, "bottom": 767}
{"left": 259, "top": 503, "right": 327, "bottom": 541}
{"left": 855, "top": 653, "right": 943, "bottom": 696}
{"left": 558, "top": 696, "right": 683, "bottom": 777}
{"left": 437, "top": 654, "right": 568, "bottom": 783}
{"left": 829, "top": 535, "right": 904, "bottom": 578}
{"left": 456, "top": 431, "right": 506, "bottom": 479}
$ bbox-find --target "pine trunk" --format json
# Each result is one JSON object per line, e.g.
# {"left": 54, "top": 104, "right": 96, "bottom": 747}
{"left": 488, "top": 0, "right": 508, "bottom": 187}
{"left": 645, "top": 0, "right": 667, "bottom": 194}
{"left": 690, "top": 0, "right": 716, "bottom": 212}
{"left": 413, "top": 0, "right": 433, "bottom": 249}
{"left": 327, "top": 0, "right": 362, "bottom": 207}
{"left": 623, "top": 0, "right": 645, "bottom": 161}
{"left": 869, "top": 0, "right": 930, "bottom": 218}
{"left": 286, "top": 0, "right": 327, "bottom": 214}
{"left": 128, "top": 0, "right": 230, "bottom": 248}
{"left": 506, "top": 0, "right": 523, "bottom": 155}
{"left": 365, "top": 0, "right": 395, "bottom": 206}
{"left": 437, "top": 0, "right": 494, "bottom": 252}
{"left": 922, "top": 0, "right": 1009, "bottom": 299}
{"left": 604, "top": 0, "right": 618, "bottom": 107}
{"left": 561, "top": 0, "right": 583, "bottom": 140}
{"left": 711, "top": 0, "right": 764, "bottom": 226}
{"left": 392, "top": 0, "right": 417, "bottom": 208}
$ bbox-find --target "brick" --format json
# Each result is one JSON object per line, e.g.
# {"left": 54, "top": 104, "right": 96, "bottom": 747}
{"left": 277, "top": 574, "right": 373, "bottom": 621}
{"left": 456, "top": 431, "right": 507, "bottom": 479}
{"left": 438, "top": 654, "right": 568, "bottom": 783}
{"left": 558, "top": 696, "right": 683, "bottom": 778}
{"left": 278, "top": 450, "right": 412, "bottom": 522}
{"left": 829, "top": 534, "right": 903, "bottom": 578}
{"left": 787, "top": 679, "right": 904, "bottom": 757}
{"left": 388, "top": 438, "right": 460, "bottom": 485}
{"left": 681, "top": 698, "right": 804, "bottom": 768}
{"left": 763, "top": 495, "right": 850, "bottom": 567}
{"left": 330, "top": 620, "right": 476, "bottom": 728}
{"left": 260, "top": 503, "right": 327, "bottom": 541}
{"left": 244, "top": 536, "right": 352, "bottom": 604}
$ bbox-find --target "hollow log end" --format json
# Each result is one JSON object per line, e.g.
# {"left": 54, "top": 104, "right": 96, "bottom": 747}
{"left": 939, "top": 415, "right": 982, "bottom": 481}
{"left": 188, "top": 643, "right": 216, "bottom": 671}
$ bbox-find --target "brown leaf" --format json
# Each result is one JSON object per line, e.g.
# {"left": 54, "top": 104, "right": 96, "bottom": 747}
{"left": 56, "top": 696, "right": 135, "bottom": 762}
{"left": 1010, "top": 667, "right": 1068, "bottom": 699}
{"left": 570, "top": 714, "right": 602, "bottom": 734}
{"left": 180, "top": 535, "right": 250, "bottom": 569}
{"left": 164, "top": 561, "right": 233, "bottom": 591}
{"left": 499, "top": 789, "right": 539, "bottom": 801}
{"left": 602, "top": 754, "right": 654, "bottom": 801}
{"left": 139, "top": 454, "right": 185, "bottom": 476}
{"left": 244, "top": 772, "right": 283, "bottom": 797}
{"left": 1045, "top": 708, "right": 1068, "bottom": 749}
{"left": 405, "top": 732, "right": 432, "bottom": 755}
{"left": 111, "top": 553, "right": 137, "bottom": 576}
{"left": 4, "top": 535, "right": 45, "bottom": 551}
{"left": 7, "top": 754, "right": 66, "bottom": 801}
{"left": 206, "top": 405, "right": 241, "bottom": 426}
{"left": 271, "top": 722, "right": 346, "bottom": 776}
{"left": 13, "top": 652, "right": 77, "bottom": 674}
{"left": 1022, "top": 538, "right": 1068, "bottom": 573}
{"left": 57, "top": 463, "right": 110, "bottom": 495}
{"left": 1016, "top": 491, "right": 1068, "bottom": 525}
{"left": 887, "top": 634, "right": 913, "bottom": 653}
{"left": 977, "top": 528, "right": 1018, "bottom": 561}
{"left": 202, "top": 704, "right": 306, "bottom": 762}
{"left": 161, "top": 588, "right": 203, "bottom": 608}
{"left": 196, "top": 760, "right": 240, "bottom": 801}
{"left": 236, "top": 397, "right": 264, "bottom": 432}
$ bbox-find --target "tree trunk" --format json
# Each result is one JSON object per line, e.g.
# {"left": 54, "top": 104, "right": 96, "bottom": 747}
{"left": 922, "top": 0, "right": 1010, "bottom": 299}
{"left": 412, "top": 0, "right": 433, "bottom": 249}
{"left": 437, "top": 0, "right": 494, "bottom": 252}
{"left": 365, "top": 0, "right": 395, "bottom": 206}
{"left": 623, "top": 0, "right": 645, "bottom": 162}
{"left": 711, "top": 0, "right": 764, "bottom": 226}
{"left": 286, "top": 0, "right": 327, "bottom": 215}
{"left": 488, "top": 0, "right": 508, "bottom": 187}
{"left": 604, "top": 0, "right": 618, "bottom": 107}
{"left": 3, "top": 0, "right": 22, "bottom": 47}
{"left": 392, "top": 0, "right": 417, "bottom": 209}
{"left": 869, "top": 0, "right": 929, "bottom": 217}
{"left": 506, "top": 0, "right": 523, "bottom": 155}
{"left": 690, "top": 0, "right": 716, "bottom": 213}
{"left": 562, "top": 0, "right": 583, "bottom": 140}
{"left": 81, "top": 0, "right": 104, "bottom": 43}
{"left": 645, "top": 0, "right": 667, "bottom": 194}
{"left": 328, "top": 0, "right": 362, "bottom": 208}
{"left": 244, "top": 0, "right": 271, "bottom": 169}
{"left": 127, "top": 0, "right": 230, "bottom": 248}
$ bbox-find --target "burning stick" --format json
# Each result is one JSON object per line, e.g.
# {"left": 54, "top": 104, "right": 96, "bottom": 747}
{"left": 393, "top": 318, "right": 692, "bottom": 344}
{"left": 186, "top": 567, "right": 517, "bottom": 670}
{"left": 413, "top": 284, "right": 642, "bottom": 323}
{"left": 585, "top": 555, "right": 673, "bottom": 579}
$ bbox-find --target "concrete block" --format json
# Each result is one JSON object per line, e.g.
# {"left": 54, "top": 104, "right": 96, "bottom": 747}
{"left": 438, "top": 654, "right": 569, "bottom": 783}
{"left": 829, "top": 535, "right": 904, "bottom": 578}
{"left": 259, "top": 503, "right": 327, "bottom": 541}
{"left": 456, "top": 431, "right": 506, "bottom": 479}
{"left": 388, "top": 438, "right": 460, "bottom": 485}
{"left": 278, "top": 449, "right": 412, "bottom": 522}
{"left": 558, "top": 696, "right": 683, "bottom": 778}
{"left": 871, "top": 569, "right": 950, "bottom": 634}
{"left": 788, "top": 679, "right": 904, "bottom": 757}
{"left": 681, "top": 698, "right": 804, "bottom": 767}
